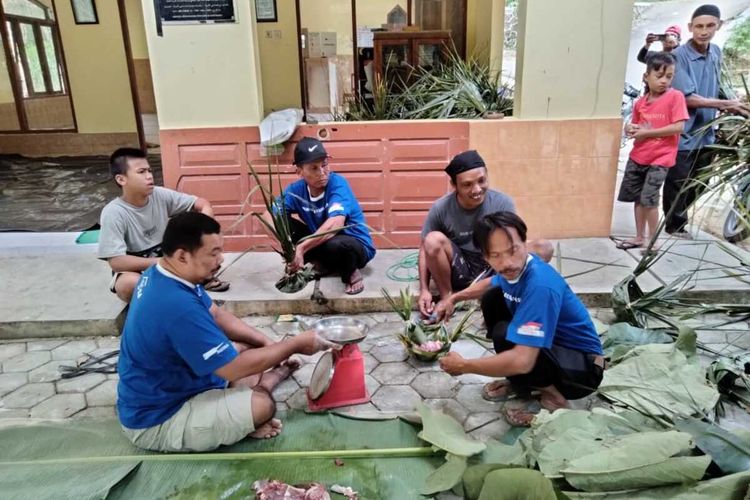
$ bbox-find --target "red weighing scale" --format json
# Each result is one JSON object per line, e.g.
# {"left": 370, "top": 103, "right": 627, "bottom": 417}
{"left": 307, "top": 317, "right": 370, "bottom": 411}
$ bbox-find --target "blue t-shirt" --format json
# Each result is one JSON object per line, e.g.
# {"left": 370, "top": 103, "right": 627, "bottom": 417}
{"left": 117, "top": 265, "right": 238, "bottom": 429}
{"left": 671, "top": 42, "right": 722, "bottom": 151}
{"left": 278, "top": 172, "right": 376, "bottom": 261}
{"left": 490, "top": 255, "right": 603, "bottom": 355}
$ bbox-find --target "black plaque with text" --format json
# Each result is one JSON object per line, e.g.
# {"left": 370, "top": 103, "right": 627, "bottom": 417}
{"left": 159, "top": 0, "right": 236, "bottom": 24}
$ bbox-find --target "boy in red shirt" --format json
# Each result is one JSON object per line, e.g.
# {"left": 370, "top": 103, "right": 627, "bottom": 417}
{"left": 617, "top": 52, "right": 689, "bottom": 252}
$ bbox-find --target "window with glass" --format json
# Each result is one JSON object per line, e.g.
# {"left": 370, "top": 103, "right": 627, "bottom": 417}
{"left": 0, "top": 0, "right": 75, "bottom": 131}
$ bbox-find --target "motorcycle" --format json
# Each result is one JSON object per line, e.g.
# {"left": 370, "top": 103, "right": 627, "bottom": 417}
{"left": 723, "top": 174, "right": 750, "bottom": 242}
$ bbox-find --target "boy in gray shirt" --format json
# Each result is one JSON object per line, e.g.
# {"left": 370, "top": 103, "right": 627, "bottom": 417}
{"left": 418, "top": 150, "right": 553, "bottom": 319}
{"left": 98, "top": 148, "right": 228, "bottom": 301}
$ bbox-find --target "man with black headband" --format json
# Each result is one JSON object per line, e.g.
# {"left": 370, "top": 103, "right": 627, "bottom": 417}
{"left": 418, "top": 150, "right": 552, "bottom": 319}
{"left": 664, "top": 4, "right": 750, "bottom": 237}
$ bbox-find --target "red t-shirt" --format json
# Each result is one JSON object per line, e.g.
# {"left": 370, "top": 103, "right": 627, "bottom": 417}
{"left": 629, "top": 88, "right": 689, "bottom": 167}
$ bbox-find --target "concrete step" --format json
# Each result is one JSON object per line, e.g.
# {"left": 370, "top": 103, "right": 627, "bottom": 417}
{"left": 2, "top": 239, "right": 750, "bottom": 339}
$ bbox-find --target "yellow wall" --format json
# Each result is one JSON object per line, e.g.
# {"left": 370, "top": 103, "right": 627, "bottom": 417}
{"left": 355, "top": 1, "right": 408, "bottom": 29}
{"left": 0, "top": 39, "right": 13, "bottom": 104}
{"left": 125, "top": 0, "right": 149, "bottom": 59}
{"left": 140, "top": 0, "right": 264, "bottom": 129}
{"left": 299, "top": 0, "right": 407, "bottom": 56}
{"left": 514, "top": 0, "right": 633, "bottom": 119}
{"left": 256, "top": 0, "right": 301, "bottom": 114}
{"left": 55, "top": 0, "right": 137, "bottom": 133}
{"left": 299, "top": 0, "right": 352, "bottom": 56}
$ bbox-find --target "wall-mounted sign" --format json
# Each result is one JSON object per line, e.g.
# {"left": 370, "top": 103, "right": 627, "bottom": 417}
{"left": 158, "top": 0, "right": 236, "bottom": 25}
{"left": 71, "top": 0, "right": 99, "bottom": 25}
{"left": 255, "top": 0, "right": 277, "bottom": 22}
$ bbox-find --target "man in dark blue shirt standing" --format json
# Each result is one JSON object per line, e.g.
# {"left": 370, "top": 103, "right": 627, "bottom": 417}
{"left": 438, "top": 212, "right": 604, "bottom": 426}
{"left": 664, "top": 4, "right": 750, "bottom": 236}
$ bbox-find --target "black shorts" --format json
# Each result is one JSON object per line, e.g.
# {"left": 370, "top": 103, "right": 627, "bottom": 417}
{"left": 617, "top": 158, "right": 669, "bottom": 208}
{"left": 481, "top": 287, "right": 603, "bottom": 400}
{"left": 450, "top": 242, "right": 492, "bottom": 291}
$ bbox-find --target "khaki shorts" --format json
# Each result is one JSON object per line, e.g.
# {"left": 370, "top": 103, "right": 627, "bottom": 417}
{"left": 122, "top": 386, "right": 255, "bottom": 452}
{"left": 617, "top": 159, "right": 670, "bottom": 208}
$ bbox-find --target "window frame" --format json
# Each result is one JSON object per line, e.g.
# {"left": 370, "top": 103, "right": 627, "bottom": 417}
{"left": 0, "top": 0, "right": 76, "bottom": 132}
{"left": 6, "top": 13, "right": 67, "bottom": 97}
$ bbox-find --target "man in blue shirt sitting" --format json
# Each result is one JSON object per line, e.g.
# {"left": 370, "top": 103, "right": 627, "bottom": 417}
{"left": 265, "top": 137, "right": 376, "bottom": 295}
{"left": 438, "top": 212, "right": 604, "bottom": 426}
{"left": 117, "top": 212, "right": 338, "bottom": 452}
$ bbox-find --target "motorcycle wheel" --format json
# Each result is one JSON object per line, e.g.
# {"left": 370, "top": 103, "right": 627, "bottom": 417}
{"left": 723, "top": 185, "right": 750, "bottom": 242}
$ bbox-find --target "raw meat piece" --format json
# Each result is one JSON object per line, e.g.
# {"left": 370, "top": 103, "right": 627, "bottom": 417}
{"left": 252, "top": 480, "right": 331, "bottom": 500}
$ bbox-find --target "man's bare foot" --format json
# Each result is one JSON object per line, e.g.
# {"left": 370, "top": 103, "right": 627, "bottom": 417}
{"left": 259, "top": 360, "right": 300, "bottom": 393}
{"left": 250, "top": 418, "right": 283, "bottom": 439}
{"left": 344, "top": 269, "right": 364, "bottom": 295}
{"left": 538, "top": 386, "right": 570, "bottom": 412}
{"left": 482, "top": 380, "right": 517, "bottom": 402}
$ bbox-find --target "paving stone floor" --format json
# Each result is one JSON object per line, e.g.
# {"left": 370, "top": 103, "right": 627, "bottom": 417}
{"left": 1, "top": 308, "right": 749, "bottom": 439}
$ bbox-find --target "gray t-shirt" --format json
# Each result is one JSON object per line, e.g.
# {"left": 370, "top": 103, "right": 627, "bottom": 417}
{"left": 421, "top": 189, "right": 516, "bottom": 258}
{"left": 98, "top": 187, "right": 197, "bottom": 259}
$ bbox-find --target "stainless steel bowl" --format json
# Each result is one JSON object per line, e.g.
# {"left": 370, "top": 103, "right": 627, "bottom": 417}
{"left": 312, "top": 316, "right": 369, "bottom": 345}
{"left": 308, "top": 351, "right": 334, "bottom": 400}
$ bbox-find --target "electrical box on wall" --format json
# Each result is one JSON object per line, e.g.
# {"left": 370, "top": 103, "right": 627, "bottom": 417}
{"left": 304, "top": 31, "right": 337, "bottom": 58}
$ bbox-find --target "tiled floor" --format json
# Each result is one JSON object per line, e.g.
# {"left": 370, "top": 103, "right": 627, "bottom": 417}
{"left": 2, "top": 308, "right": 748, "bottom": 439}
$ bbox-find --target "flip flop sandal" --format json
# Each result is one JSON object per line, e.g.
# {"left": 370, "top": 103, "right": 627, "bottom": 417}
{"left": 615, "top": 240, "right": 642, "bottom": 250}
{"left": 482, "top": 380, "right": 516, "bottom": 402}
{"left": 344, "top": 278, "right": 364, "bottom": 296}
{"left": 205, "top": 279, "right": 230, "bottom": 292}
{"left": 502, "top": 400, "right": 542, "bottom": 427}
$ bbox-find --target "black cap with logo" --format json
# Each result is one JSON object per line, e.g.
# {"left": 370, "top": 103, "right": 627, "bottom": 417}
{"left": 293, "top": 137, "right": 329, "bottom": 166}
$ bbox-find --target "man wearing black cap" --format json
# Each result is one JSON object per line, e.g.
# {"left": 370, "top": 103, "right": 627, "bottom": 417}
{"left": 664, "top": 4, "right": 750, "bottom": 237}
{"left": 263, "top": 137, "right": 375, "bottom": 295}
{"left": 418, "top": 150, "right": 552, "bottom": 319}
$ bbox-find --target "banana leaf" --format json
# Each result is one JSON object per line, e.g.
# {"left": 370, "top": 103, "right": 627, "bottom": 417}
{"left": 1, "top": 462, "right": 140, "bottom": 500}
{"left": 421, "top": 453, "right": 467, "bottom": 495}
{"left": 559, "top": 431, "right": 710, "bottom": 492}
{"left": 598, "top": 328, "right": 720, "bottom": 422}
{"left": 562, "top": 469, "right": 750, "bottom": 499}
{"left": 275, "top": 264, "right": 316, "bottom": 293}
{"left": 601, "top": 323, "right": 673, "bottom": 357}
{"left": 461, "top": 464, "right": 560, "bottom": 500}
{"left": 480, "top": 439, "right": 527, "bottom": 467}
{"left": 675, "top": 418, "right": 750, "bottom": 474}
{"left": 416, "top": 403, "right": 486, "bottom": 457}
{"left": 529, "top": 409, "right": 664, "bottom": 478}
{"left": 0, "top": 412, "right": 441, "bottom": 500}
{"left": 477, "top": 468, "right": 558, "bottom": 500}
{"left": 707, "top": 353, "right": 750, "bottom": 408}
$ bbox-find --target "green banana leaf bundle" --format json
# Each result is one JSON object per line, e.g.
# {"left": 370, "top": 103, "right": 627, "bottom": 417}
{"left": 381, "top": 286, "right": 477, "bottom": 361}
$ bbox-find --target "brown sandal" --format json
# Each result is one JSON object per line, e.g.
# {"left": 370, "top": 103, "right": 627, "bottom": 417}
{"left": 482, "top": 380, "right": 516, "bottom": 402}
{"left": 502, "top": 400, "right": 542, "bottom": 427}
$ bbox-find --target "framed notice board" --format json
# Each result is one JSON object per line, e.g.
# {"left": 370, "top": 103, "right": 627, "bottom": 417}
{"left": 158, "top": 0, "right": 237, "bottom": 25}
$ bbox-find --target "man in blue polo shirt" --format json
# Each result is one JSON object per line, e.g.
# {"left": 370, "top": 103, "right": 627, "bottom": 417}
{"left": 438, "top": 211, "right": 604, "bottom": 426}
{"left": 664, "top": 4, "right": 750, "bottom": 237}
{"left": 118, "top": 212, "right": 338, "bottom": 452}
{"left": 265, "top": 137, "right": 376, "bottom": 295}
